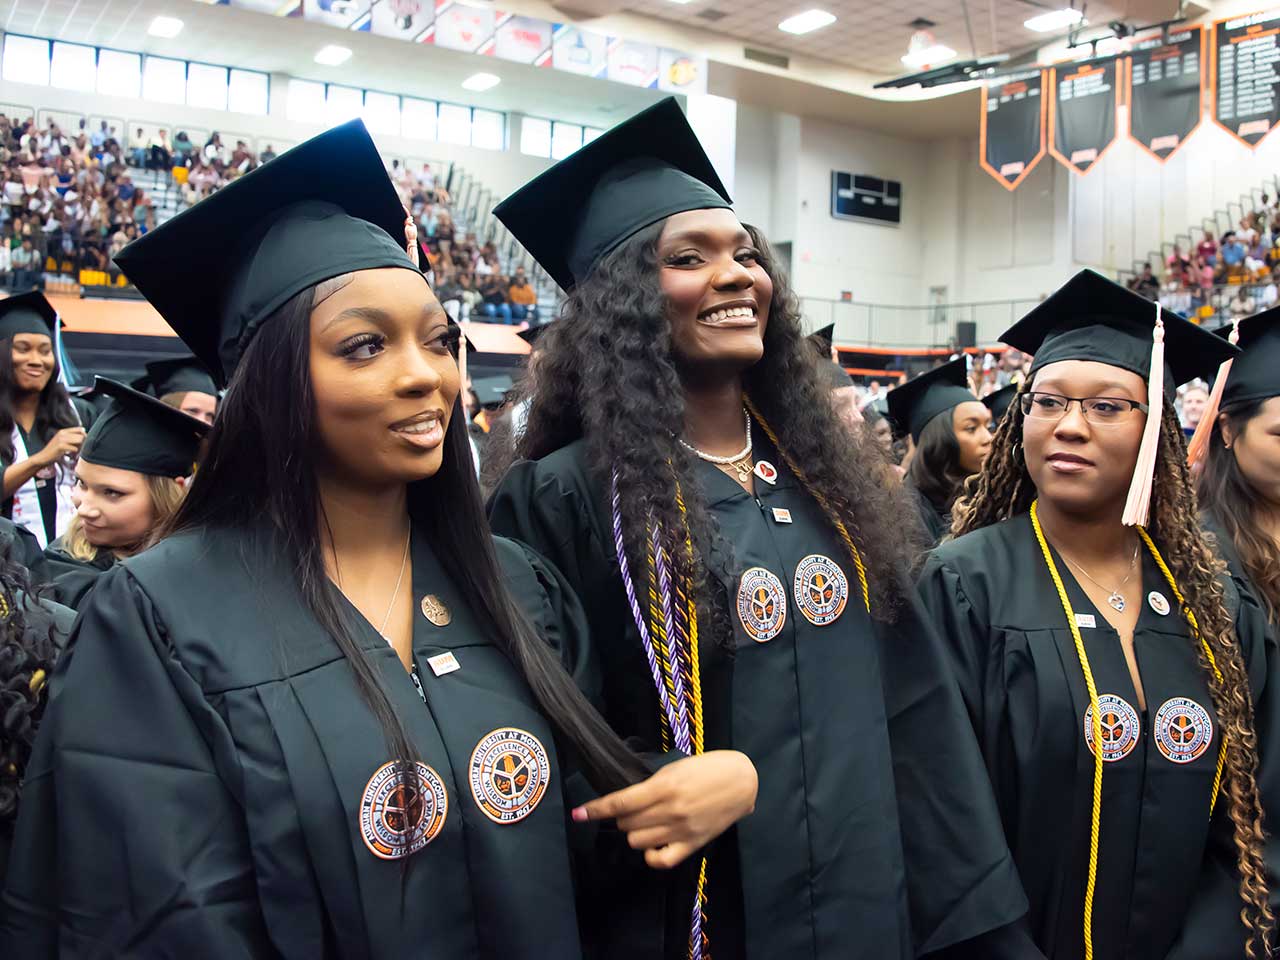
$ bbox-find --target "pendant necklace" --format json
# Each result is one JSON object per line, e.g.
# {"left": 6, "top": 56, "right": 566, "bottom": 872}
{"left": 378, "top": 533, "right": 412, "bottom": 639}
{"left": 677, "top": 407, "right": 753, "bottom": 483}
{"left": 1061, "top": 542, "right": 1140, "bottom": 612}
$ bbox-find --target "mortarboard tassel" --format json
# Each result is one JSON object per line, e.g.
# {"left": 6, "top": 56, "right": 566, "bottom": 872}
{"left": 1122, "top": 303, "right": 1164, "bottom": 527}
{"left": 1185, "top": 319, "right": 1239, "bottom": 468}
{"left": 403, "top": 213, "right": 420, "bottom": 269}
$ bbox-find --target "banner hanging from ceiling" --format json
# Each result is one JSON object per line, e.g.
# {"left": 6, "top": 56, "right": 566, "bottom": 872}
{"left": 1212, "top": 9, "right": 1280, "bottom": 148}
{"left": 1127, "top": 26, "right": 1204, "bottom": 161}
{"left": 1050, "top": 56, "right": 1119, "bottom": 174}
{"left": 978, "top": 69, "right": 1046, "bottom": 191}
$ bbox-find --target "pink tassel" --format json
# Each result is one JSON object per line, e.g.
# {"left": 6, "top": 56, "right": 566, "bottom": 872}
{"left": 1123, "top": 303, "right": 1165, "bottom": 527}
{"left": 403, "top": 209, "right": 419, "bottom": 269}
{"left": 1186, "top": 319, "right": 1239, "bottom": 468}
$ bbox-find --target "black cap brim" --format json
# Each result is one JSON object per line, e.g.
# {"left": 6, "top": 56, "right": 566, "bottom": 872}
{"left": 80, "top": 377, "right": 210, "bottom": 477}
{"left": 886, "top": 357, "right": 975, "bottom": 442}
{"left": 0, "top": 290, "right": 60, "bottom": 340}
{"left": 1213, "top": 310, "right": 1280, "bottom": 406}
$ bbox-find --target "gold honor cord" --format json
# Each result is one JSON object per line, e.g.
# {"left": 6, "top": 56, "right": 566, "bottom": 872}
{"left": 742, "top": 397, "right": 870, "bottom": 613}
{"left": 1030, "top": 500, "right": 1226, "bottom": 960}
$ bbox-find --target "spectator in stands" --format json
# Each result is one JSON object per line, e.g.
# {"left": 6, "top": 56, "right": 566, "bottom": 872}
{"left": 507, "top": 266, "right": 537, "bottom": 322}
{"left": 417, "top": 162, "right": 435, "bottom": 194}
{"left": 130, "top": 128, "right": 147, "bottom": 168}
{"left": 10, "top": 239, "right": 39, "bottom": 291}
{"left": 1197, "top": 230, "right": 1218, "bottom": 268}
{"left": 1222, "top": 231, "right": 1246, "bottom": 276}
{"left": 479, "top": 273, "right": 512, "bottom": 323}
{"left": 1129, "top": 262, "right": 1160, "bottom": 299}
{"left": 90, "top": 121, "right": 108, "bottom": 151}
{"left": 1164, "top": 246, "right": 1190, "bottom": 285}
{"left": 456, "top": 271, "right": 481, "bottom": 319}
{"left": 172, "top": 130, "right": 194, "bottom": 164}
{"left": 203, "top": 132, "right": 226, "bottom": 166}
{"left": 230, "top": 140, "right": 255, "bottom": 175}
{"left": 1239, "top": 215, "right": 1259, "bottom": 248}
{"left": 1229, "top": 284, "right": 1256, "bottom": 318}
{"left": 148, "top": 129, "right": 172, "bottom": 172}
{"left": 260, "top": 144, "right": 277, "bottom": 163}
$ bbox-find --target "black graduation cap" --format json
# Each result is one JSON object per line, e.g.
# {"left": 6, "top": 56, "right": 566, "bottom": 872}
{"left": 0, "top": 290, "right": 59, "bottom": 340}
{"left": 807, "top": 323, "right": 835, "bottom": 354}
{"left": 886, "top": 357, "right": 974, "bottom": 443}
{"left": 1000, "top": 269, "right": 1236, "bottom": 391}
{"left": 517, "top": 324, "right": 550, "bottom": 347}
{"left": 114, "top": 120, "right": 420, "bottom": 388}
{"left": 133, "top": 355, "right": 218, "bottom": 399}
{"left": 471, "top": 374, "right": 513, "bottom": 407}
{"left": 983, "top": 383, "right": 1019, "bottom": 424}
{"left": 493, "top": 97, "right": 731, "bottom": 292}
{"left": 79, "top": 377, "right": 210, "bottom": 477}
{"left": 1213, "top": 311, "right": 1280, "bottom": 407}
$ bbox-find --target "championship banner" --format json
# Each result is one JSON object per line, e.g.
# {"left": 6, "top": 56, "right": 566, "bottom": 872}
{"left": 428, "top": 0, "right": 494, "bottom": 53}
{"left": 1050, "top": 57, "right": 1119, "bottom": 174}
{"left": 494, "top": 15, "right": 553, "bottom": 66}
{"left": 1127, "top": 26, "right": 1204, "bottom": 161}
{"left": 607, "top": 40, "right": 660, "bottom": 88}
{"left": 978, "top": 69, "right": 1046, "bottom": 191}
{"left": 552, "top": 26, "right": 608, "bottom": 77}
{"left": 1212, "top": 9, "right": 1280, "bottom": 148}
{"left": 365, "top": 0, "right": 433, "bottom": 42}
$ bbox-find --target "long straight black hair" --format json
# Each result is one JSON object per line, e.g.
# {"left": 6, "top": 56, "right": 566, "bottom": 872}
{"left": 906, "top": 409, "right": 968, "bottom": 515}
{"left": 166, "top": 283, "right": 648, "bottom": 841}
{"left": 0, "top": 336, "right": 79, "bottom": 463}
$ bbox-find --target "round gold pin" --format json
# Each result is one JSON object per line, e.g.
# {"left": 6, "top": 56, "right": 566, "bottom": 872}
{"left": 420, "top": 595, "right": 451, "bottom": 627}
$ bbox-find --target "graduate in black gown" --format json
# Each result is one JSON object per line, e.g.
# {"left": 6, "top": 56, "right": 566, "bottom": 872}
{"left": 0, "top": 545, "right": 75, "bottom": 887}
{"left": 918, "top": 269, "right": 1279, "bottom": 959}
{"left": 487, "top": 97, "right": 1032, "bottom": 959}
{"left": 0, "top": 293, "right": 85, "bottom": 550}
{"left": 42, "top": 377, "right": 206, "bottom": 609}
{"left": 1195, "top": 311, "right": 1280, "bottom": 626}
{"left": 132, "top": 354, "right": 219, "bottom": 425}
{"left": 0, "top": 119, "right": 716, "bottom": 957}
{"left": 888, "top": 358, "right": 992, "bottom": 546}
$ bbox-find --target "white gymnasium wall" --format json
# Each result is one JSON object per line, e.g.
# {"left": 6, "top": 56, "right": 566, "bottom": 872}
{"left": 0, "top": 77, "right": 556, "bottom": 196}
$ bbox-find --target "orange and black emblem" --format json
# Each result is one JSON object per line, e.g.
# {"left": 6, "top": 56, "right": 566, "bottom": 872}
{"left": 1153, "top": 696, "right": 1213, "bottom": 764}
{"left": 1083, "top": 694, "right": 1141, "bottom": 762}
{"left": 359, "top": 760, "right": 448, "bottom": 860}
{"left": 792, "top": 555, "right": 849, "bottom": 627}
{"left": 736, "top": 567, "right": 787, "bottom": 642}
{"left": 469, "top": 727, "right": 552, "bottom": 824}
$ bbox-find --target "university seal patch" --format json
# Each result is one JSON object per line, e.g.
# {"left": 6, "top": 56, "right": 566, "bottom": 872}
{"left": 469, "top": 727, "right": 552, "bottom": 824}
{"left": 359, "top": 760, "right": 448, "bottom": 860}
{"left": 1083, "top": 694, "right": 1141, "bottom": 762}
{"left": 736, "top": 567, "right": 787, "bottom": 642}
{"left": 792, "top": 554, "right": 849, "bottom": 627}
{"left": 1153, "top": 697, "right": 1214, "bottom": 764}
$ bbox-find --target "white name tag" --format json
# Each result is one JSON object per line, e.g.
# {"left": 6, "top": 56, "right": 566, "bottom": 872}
{"left": 771, "top": 507, "right": 793, "bottom": 524}
{"left": 1075, "top": 613, "right": 1097, "bottom": 629}
{"left": 427, "top": 651, "right": 460, "bottom": 677}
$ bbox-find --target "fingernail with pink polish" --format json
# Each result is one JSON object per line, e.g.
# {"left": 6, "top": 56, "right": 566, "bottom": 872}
{"left": 571, "top": 806, "right": 587, "bottom": 823}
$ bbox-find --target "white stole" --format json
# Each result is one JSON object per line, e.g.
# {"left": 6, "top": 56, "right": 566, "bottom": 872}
{"left": 9, "top": 424, "right": 76, "bottom": 549}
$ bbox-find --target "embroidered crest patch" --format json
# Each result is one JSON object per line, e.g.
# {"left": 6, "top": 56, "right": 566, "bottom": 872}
{"left": 469, "top": 727, "right": 552, "bottom": 824}
{"left": 792, "top": 554, "right": 849, "bottom": 627}
{"left": 1153, "top": 697, "right": 1214, "bottom": 764}
{"left": 359, "top": 760, "right": 448, "bottom": 860}
{"left": 736, "top": 567, "right": 787, "bottom": 642}
{"left": 1083, "top": 694, "right": 1142, "bottom": 762}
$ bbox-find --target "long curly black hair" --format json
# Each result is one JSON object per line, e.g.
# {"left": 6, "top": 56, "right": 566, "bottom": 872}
{"left": 0, "top": 546, "right": 58, "bottom": 829}
{"left": 489, "top": 220, "right": 915, "bottom": 642}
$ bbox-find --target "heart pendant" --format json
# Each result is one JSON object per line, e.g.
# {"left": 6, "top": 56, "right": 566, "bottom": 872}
{"left": 1107, "top": 593, "right": 1126, "bottom": 612}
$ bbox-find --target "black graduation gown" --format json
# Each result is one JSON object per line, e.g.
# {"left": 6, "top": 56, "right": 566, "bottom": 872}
{"left": 0, "top": 516, "right": 51, "bottom": 583}
{"left": 905, "top": 479, "right": 950, "bottom": 547}
{"left": 488, "top": 437, "right": 1030, "bottom": 960}
{"left": 0, "top": 593, "right": 75, "bottom": 887}
{"left": 916, "top": 513, "right": 1280, "bottom": 960}
{"left": 0, "top": 523, "right": 598, "bottom": 958}
{"left": 40, "top": 537, "right": 114, "bottom": 609}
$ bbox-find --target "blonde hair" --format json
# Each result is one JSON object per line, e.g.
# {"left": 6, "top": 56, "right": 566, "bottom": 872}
{"left": 63, "top": 472, "right": 186, "bottom": 562}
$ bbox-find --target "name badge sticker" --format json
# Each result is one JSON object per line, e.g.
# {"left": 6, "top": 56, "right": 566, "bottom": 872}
{"left": 1075, "top": 613, "right": 1097, "bottom": 629}
{"left": 427, "top": 651, "right": 460, "bottom": 677}
{"left": 771, "top": 507, "right": 793, "bottom": 524}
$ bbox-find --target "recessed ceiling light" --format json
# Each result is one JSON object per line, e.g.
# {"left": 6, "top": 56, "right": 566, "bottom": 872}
{"left": 778, "top": 9, "right": 836, "bottom": 35}
{"left": 461, "top": 72, "right": 501, "bottom": 92}
{"left": 900, "top": 43, "right": 956, "bottom": 68}
{"left": 314, "top": 45, "right": 352, "bottom": 66}
{"left": 147, "top": 16, "right": 184, "bottom": 38}
{"left": 1024, "top": 8, "right": 1084, "bottom": 32}
{"left": 667, "top": 0, "right": 696, "bottom": 4}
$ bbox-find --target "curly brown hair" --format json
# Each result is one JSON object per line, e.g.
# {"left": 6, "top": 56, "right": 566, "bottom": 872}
{"left": 953, "top": 384, "right": 1275, "bottom": 957}
{"left": 486, "top": 221, "right": 915, "bottom": 645}
{"left": 1198, "top": 399, "right": 1280, "bottom": 625}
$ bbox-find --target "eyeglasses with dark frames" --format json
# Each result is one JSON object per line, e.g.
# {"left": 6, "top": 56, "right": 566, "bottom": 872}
{"left": 1019, "top": 391, "right": 1149, "bottom": 425}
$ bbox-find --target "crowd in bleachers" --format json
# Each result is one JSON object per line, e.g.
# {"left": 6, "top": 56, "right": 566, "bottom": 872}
{"left": 1128, "top": 194, "right": 1280, "bottom": 324}
{"left": 389, "top": 158, "right": 538, "bottom": 325}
